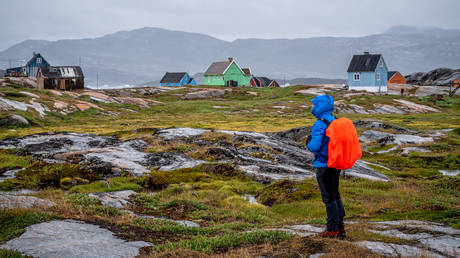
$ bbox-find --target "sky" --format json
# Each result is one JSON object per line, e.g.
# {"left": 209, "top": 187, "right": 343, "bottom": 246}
{"left": 1, "top": 0, "right": 460, "bottom": 51}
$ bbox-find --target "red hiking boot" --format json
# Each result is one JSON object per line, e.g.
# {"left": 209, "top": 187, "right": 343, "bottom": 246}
{"left": 319, "top": 230, "right": 339, "bottom": 238}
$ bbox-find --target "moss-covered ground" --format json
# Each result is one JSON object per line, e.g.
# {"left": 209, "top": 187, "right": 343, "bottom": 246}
{"left": 0, "top": 84, "right": 459, "bottom": 256}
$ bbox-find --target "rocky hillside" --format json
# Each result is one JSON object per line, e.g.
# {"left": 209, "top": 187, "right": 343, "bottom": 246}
{"left": 0, "top": 81, "right": 459, "bottom": 257}
{"left": 406, "top": 68, "right": 460, "bottom": 86}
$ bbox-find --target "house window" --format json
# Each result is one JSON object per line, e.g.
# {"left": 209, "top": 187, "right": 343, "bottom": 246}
{"left": 36, "top": 58, "right": 42, "bottom": 64}
{"left": 353, "top": 73, "right": 360, "bottom": 81}
{"left": 376, "top": 73, "right": 381, "bottom": 81}
{"left": 379, "top": 60, "right": 383, "bottom": 67}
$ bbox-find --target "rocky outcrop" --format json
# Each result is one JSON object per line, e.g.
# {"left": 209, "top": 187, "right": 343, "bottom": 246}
{"left": 182, "top": 89, "right": 227, "bottom": 100}
{"left": 406, "top": 68, "right": 460, "bottom": 86}
{"left": 0, "top": 220, "right": 152, "bottom": 258}
{"left": 0, "top": 114, "right": 29, "bottom": 127}
{"left": 88, "top": 190, "right": 136, "bottom": 208}
{"left": 360, "top": 130, "right": 433, "bottom": 146}
{"left": 0, "top": 127, "right": 390, "bottom": 183}
{"left": 0, "top": 97, "right": 48, "bottom": 116}
{"left": 279, "top": 220, "right": 459, "bottom": 258}
{"left": 0, "top": 194, "right": 54, "bottom": 209}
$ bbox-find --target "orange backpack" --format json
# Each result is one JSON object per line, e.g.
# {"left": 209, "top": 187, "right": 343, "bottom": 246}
{"left": 321, "top": 117, "right": 362, "bottom": 170}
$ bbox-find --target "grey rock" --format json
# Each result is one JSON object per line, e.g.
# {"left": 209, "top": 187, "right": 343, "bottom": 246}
{"left": 182, "top": 89, "right": 225, "bottom": 100}
{"left": 439, "top": 170, "right": 460, "bottom": 176}
{"left": 345, "top": 161, "right": 391, "bottom": 181}
{"left": 88, "top": 190, "right": 136, "bottom": 208}
{"left": 0, "top": 194, "right": 54, "bottom": 209}
{"left": 0, "top": 168, "right": 25, "bottom": 182}
{"left": 360, "top": 130, "right": 433, "bottom": 145}
{"left": 0, "top": 114, "right": 29, "bottom": 127}
{"left": 369, "top": 229, "right": 432, "bottom": 240}
{"left": 243, "top": 194, "right": 259, "bottom": 205}
{"left": 357, "top": 241, "right": 445, "bottom": 258}
{"left": 0, "top": 220, "right": 153, "bottom": 258}
{"left": 419, "top": 236, "right": 460, "bottom": 257}
{"left": 354, "top": 120, "right": 417, "bottom": 134}
{"left": 401, "top": 147, "right": 431, "bottom": 155}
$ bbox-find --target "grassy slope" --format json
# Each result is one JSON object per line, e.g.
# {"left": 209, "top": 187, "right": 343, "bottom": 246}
{"left": 0, "top": 84, "right": 459, "bottom": 256}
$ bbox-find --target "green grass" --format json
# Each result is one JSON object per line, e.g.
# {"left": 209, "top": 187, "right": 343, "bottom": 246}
{"left": 154, "top": 230, "right": 291, "bottom": 253}
{"left": 69, "top": 176, "right": 143, "bottom": 193}
{"left": 0, "top": 249, "right": 32, "bottom": 258}
{"left": 0, "top": 210, "right": 59, "bottom": 244}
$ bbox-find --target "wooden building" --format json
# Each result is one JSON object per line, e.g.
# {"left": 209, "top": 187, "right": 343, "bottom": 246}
{"left": 37, "top": 66, "right": 84, "bottom": 90}
{"left": 204, "top": 58, "right": 251, "bottom": 86}
{"left": 160, "top": 72, "right": 196, "bottom": 86}
{"left": 347, "top": 52, "right": 388, "bottom": 93}
{"left": 251, "top": 76, "right": 280, "bottom": 87}
{"left": 388, "top": 71, "right": 406, "bottom": 84}
{"left": 6, "top": 53, "right": 50, "bottom": 77}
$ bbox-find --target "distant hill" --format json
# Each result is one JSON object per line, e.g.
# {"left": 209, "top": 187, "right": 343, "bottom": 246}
{"left": 1, "top": 26, "right": 459, "bottom": 86}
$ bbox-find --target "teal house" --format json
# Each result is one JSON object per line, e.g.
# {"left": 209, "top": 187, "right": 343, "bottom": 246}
{"left": 204, "top": 57, "right": 251, "bottom": 86}
{"left": 347, "top": 52, "right": 388, "bottom": 93}
{"left": 6, "top": 53, "right": 50, "bottom": 77}
{"left": 159, "top": 72, "right": 196, "bottom": 86}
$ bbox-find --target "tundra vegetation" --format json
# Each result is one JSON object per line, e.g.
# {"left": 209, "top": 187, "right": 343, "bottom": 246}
{"left": 0, "top": 83, "right": 459, "bottom": 257}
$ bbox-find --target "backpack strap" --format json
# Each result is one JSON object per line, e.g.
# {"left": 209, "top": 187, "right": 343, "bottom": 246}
{"left": 320, "top": 118, "right": 331, "bottom": 127}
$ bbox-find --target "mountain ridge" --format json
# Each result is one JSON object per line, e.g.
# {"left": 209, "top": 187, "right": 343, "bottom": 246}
{"left": 1, "top": 26, "right": 459, "bottom": 86}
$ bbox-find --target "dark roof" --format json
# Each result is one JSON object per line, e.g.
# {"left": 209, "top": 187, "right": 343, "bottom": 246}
{"left": 26, "top": 53, "right": 48, "bottom": 67}
{"left": 257, "top": 77, "right": 272, "bottom": 86}
{"left": 204, "top": 61, "right": 231, "bottom": 76}
{"left": 388, "top": 71, "right": 398, "bottom": 79}
{"left": 242, "top": 68, "right": 251, "bottom": 76}
{"left": 160, "top": 72, "right": 187, "bottom": 83}
{"left": 39, "top": 66, "right": 83, "bottom": 79}
{"left": 347, "top": 54, "right": 382, "bottom": 72}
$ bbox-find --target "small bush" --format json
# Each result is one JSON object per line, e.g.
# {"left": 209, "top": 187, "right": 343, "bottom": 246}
{"left": 256, "top": 180, "right": 318, "bottom": 206}
{"left": 0, "top": 164, "right": 100, "bottom": 191}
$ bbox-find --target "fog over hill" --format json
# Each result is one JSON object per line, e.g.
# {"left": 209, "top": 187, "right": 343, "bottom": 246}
{"left": 0, "top": 25, "right": 459, "bottom": 87}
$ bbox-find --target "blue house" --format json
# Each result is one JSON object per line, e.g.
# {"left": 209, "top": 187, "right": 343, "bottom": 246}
{"left": 6, "top": 53, "right": 50, "bottom": 77}
{"left": 347, "top": 52, "right": 388, "bottom": 93}
{"left": 159, "top": 72, "right": 196, "bottom": 86}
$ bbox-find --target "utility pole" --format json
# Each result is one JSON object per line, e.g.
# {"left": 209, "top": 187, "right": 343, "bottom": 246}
{"left": 79, "top": 57, "right": 81, "bottom": 67}
{"left": 96, "top": 72, "right": 99, "bottom": 90}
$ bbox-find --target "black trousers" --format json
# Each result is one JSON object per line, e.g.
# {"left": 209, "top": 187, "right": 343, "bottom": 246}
{"left": 316, "top": 167, "right": 345, "bottom": 231}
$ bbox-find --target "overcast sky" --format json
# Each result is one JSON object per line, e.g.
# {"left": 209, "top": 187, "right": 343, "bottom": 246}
{"left": 1, "top": 0, "right": 459, "bottom": 51}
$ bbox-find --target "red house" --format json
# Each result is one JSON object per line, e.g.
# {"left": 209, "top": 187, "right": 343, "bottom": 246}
{"left": 388, "top": 71, "right": 406, "bottom": 84}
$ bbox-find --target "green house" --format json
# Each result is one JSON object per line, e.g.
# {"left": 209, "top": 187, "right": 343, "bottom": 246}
{"left": 204, "top": 58, "right": 251, "bottom": 86}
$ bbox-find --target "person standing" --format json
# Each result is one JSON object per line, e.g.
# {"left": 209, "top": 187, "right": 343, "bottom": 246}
{"left": 307, "top": 94, "right": 345, "bottom": 238}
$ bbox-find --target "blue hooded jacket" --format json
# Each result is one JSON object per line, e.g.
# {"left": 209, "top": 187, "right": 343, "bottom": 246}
{"left": 307, "top": 95, "right": 335, "bottom": 168}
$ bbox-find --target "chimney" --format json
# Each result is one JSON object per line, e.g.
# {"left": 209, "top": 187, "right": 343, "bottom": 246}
{"left": 364, "top": 51, "right": 370, "bottom": 55}
{"left": 228, "top": 57, "right": 234, "bottom": 62}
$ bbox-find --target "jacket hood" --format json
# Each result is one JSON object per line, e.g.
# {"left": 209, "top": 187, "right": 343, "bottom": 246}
{"left": 311, "top": 95, "right": 334, "bottom": 119}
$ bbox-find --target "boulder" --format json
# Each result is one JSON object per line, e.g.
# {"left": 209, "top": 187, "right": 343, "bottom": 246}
{"left": 88, "top": 190, "right": 136, "bottom": 208}
{"left": 0, "top": 220, "right": 152, "bottom": 258}
{"left": 114, "top": 97, "right": 164, "bottom": 108}
{"left": 54, "top": 100, "right": 68, "bottom": 110}
{"left": 0, "top": 114, "right": 29, "bottom": 127}
{"left": 182, "top": 89, "right": 226, "bottom": 100}
{"left": 0, "top": 194, "right": 54, "bottom": 209}
{"left": 81, "top": 91, "right": 115, "bottom": 103}
{"left": 360, "top": 130, "right": 433, "bottom": 145}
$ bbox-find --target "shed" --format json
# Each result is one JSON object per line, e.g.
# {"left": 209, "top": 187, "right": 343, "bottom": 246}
{"left": 37, "top": 66, "right": 84, "bottom": 90}
{"left": 347, "top": 52, "right": 388, "bottom": 92}
{"left": 388, "top": 71, "right": 406, "bottom": 84}
{"left": 160, "top": 72, "right": 196, "bottom": 86}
